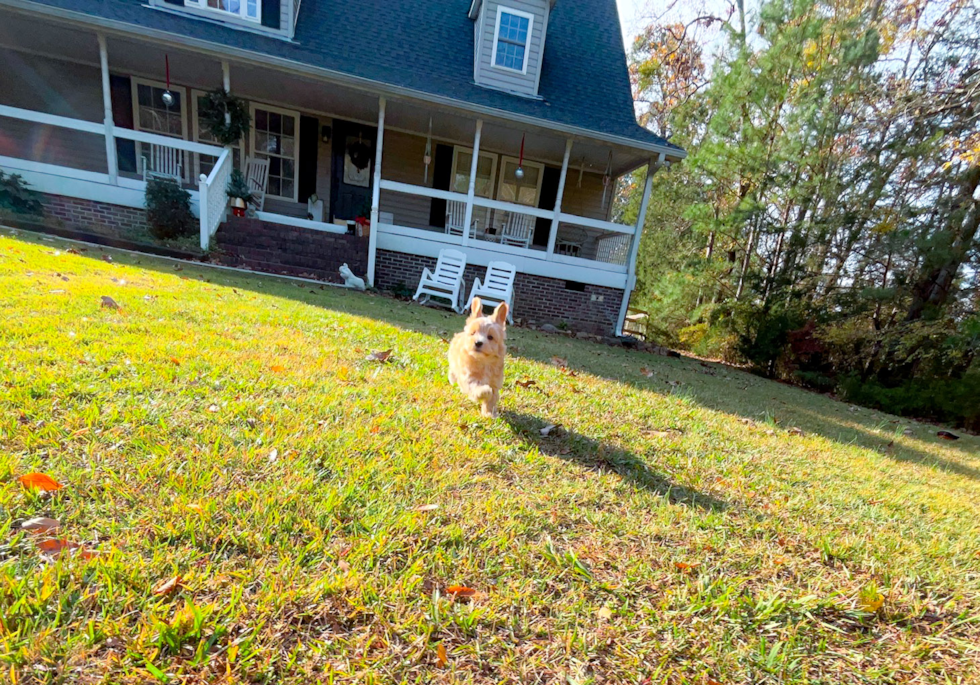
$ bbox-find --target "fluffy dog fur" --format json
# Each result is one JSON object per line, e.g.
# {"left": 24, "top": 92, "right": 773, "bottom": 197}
{"left": 448, "top": 297, "right": 508, "bottom": 417}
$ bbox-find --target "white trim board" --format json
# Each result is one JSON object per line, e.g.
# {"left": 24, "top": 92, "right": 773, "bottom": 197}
{"left": 376, "top": 224, "right": 628, "bottom": 289}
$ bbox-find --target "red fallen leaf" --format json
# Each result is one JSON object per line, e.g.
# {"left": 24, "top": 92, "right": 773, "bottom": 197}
{"left": 516, "top": 379, "right": 537, "bottom": 389}
{"left": 674, "top": 561, "right": 701, "bottom": 572}
{"left": 100, "top": 295, "right": 121, "bottom": 310}
{"left": 37, "top": 538, "right": 78, "bottom": 557}
{"left": 445, "top": 585, "right": 482, "bottom": 601}
{"left": 370, "top": 425, "right": 381, "bottom": 434}
{"left": 170, "top": 358, "right": 181, "bottom": 366}
{"left": 270, "top": 364, "right": 285, "bottom": 373}
{"left": 152, "top": 575, "right": 185, "bottom": 596}
{"left": 19, "top": 473, "right": 63, "bottom": 492}
{"left": 559, "top": 367, "right": 578, "bottom": 377}
{"left": 368, "top": 349, "right": 393, "bottom": 363}
{"left": 21, "top": 517, "right": 61, "bottom": 534}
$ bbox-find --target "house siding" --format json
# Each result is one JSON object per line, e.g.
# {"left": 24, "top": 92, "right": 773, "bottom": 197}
{"left": 475, "top": 0, "right": 548, "bottom": 97}
{"left": 375, "top": 249, "right": 624, "bottom": 333}
{"left": 378, "top": 130, "right": 435, "bottom": 230}
{"left": 560, "top": 170, "right": 612, "bottom": 221}
{"left": 0, "top": 50, "right": 107, "bottom": 174}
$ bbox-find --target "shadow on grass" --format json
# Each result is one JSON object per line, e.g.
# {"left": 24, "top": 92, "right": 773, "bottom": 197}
{"left": 13, "top": 228, "right": 978, "bottom": 481}
{"left": 502, "top": 410, "right": 729, "bottom": 511}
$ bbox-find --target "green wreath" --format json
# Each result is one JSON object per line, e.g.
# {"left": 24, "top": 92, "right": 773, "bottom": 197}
{"left": 199, "top": 89, "right": 250, "bottom": 146}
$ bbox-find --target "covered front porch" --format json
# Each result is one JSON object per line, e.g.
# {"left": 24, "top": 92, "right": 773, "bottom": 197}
{"left": 0, "top": 6, "right": 667, "bottom": 333}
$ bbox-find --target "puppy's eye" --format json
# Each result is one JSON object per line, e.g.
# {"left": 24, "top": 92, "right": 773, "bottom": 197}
{"left": 488, "top": 335, "right": 494, "bottom": 341}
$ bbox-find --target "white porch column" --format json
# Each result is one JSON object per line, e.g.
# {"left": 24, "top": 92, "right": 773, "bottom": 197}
{"left": 545, "top": 138, "right": 573, "bottom": 259}
{"left": 366, "top": 96, "right": 386, "bottom": 287}
{"left": 97, "top": 34, "right": 117, "bottom": 184}
{"left": 615, "top": 153, "right": 663, "bottom": 336}
{"left": 461, "top": 119, "right": 483, "bottom": 247}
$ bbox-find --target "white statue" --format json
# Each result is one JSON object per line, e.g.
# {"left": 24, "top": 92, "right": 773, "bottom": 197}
{"left": 339, "top": 263, "right": 366, "bottom": 291}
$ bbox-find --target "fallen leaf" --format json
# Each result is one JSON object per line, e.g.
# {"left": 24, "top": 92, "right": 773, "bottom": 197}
{"left": 788, "top": 427, "right": 804, "bottom": 436}
{"left": 667, "top": 380, "right": 681, "bottom": 387}
{"left": 597, "top": 606, "right": 613, "bottom": 620}
{"left": 414, "top": 504, "right": 440, "bottom": 512}
{"left": 268, "top": 448, "right": 279, "bottom": 462}
{"left": 170, "top": 358, "right": 180, "bottom": 366}
{"left": 19, "top": 473, "right": 63, "bottom": 492}
{"left": 207, "top": 404, "right": 219, "bottom": 413}
{"left": 37, "top": 538, "right": 78, "bottom": 557}
{"left": 559, "top": 367, "right": 578, "bottom": 377}
{"left": 773, "top": 555, "right": 787, "bottom": 565}
{"left": 937, "top": 431, "right": 959, "bottom": 440}
{"left": 860, "top": 593, "right": 885, "bottom": 613}
{"left": 21, "top": 517, "right": 61, "bottom": 534}
{"left": 187, "top": 503, "right": 204, "bottom": 513}
{"left": 674, "top": 561, "right": 701, "bottom": 572}
{"left": 152, "top": 575, "right": 184, "bottom": 596}
{"left": 368, "top": 349, "right": 393, "bottom": 363}
{"left": 270, "top": 364, "right": 285, "bottom": 373}
{"left": 639, "top": 367, "right": 654, "bottom": 378}
{"left": 550, "top": 356, "right": 568, "bottom": 368}
{"left": 445, "top": 585, "right": 482, "bottom": 602}
{"left": 436, "top": 643, "right": 448, "bottom": 668}
{"left": 100, "top": 295, "right": 121, "bottom": 310}
{"left": 516, "top": 379, "right": 537, "bottom": 389}
{"left": 101, "top": 254, "right": 113, "bottom": 263}
{"left": 540, "top": 423, "right": 561, "bottom": 437}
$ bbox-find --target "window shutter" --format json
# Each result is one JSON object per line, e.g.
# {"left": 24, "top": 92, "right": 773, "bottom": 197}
{"left": 428, "top": 144, "right": 453, "bottom": 229}
{"left": 533, "top": 166, "right": 561, "bottom": 246}
{"left": 261, "top": 0, "right": 281, "bottom": 30}
{"left": 298, "top": 115, "right": 319, "bottom": 203}
{"left": 109, "top": 75, "right": 137, "bottom": 174}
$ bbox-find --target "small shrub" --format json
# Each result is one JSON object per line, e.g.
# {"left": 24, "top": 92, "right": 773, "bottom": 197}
{"left": 226, "top": 169, "right": 253, "bottom": 204}
{"left": 0, "top": 171, "right": 43, "bottom": 216}
{"left": 145, "top": 178, "right": 194, "bottom": 240}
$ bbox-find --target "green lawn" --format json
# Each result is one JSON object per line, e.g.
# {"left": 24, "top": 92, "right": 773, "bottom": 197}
{"left": 2, "top": 228, "right": 979, "bottom": 684}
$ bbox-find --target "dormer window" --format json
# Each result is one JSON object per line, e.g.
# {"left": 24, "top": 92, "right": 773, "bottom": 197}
{"left": 492, "top": 7, "right": 533, "bottom": 73}
{"left": 185, "top": 0, "right": 259, "bottom": 22}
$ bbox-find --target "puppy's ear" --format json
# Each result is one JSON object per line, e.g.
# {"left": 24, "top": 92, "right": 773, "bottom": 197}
{"left": 469, "top": 297, "right": 483, "bottom": 319}
{"left": 493, "top": 302, "right": 508, "bottom": 326}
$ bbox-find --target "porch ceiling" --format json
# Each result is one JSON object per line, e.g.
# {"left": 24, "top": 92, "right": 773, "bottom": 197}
{"left": 0, "top": 8, "right": 660, "bottom": 174}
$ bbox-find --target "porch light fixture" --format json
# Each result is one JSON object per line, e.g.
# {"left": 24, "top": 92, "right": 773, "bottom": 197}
{"left": 514, "top": 132, "right": 526, "bottom": 180}
{"left": 161, "top": 55, "right": 175, "bottom": 108}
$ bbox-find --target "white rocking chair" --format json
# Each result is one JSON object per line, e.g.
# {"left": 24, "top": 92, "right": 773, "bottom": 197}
{"left": 244, "top": 157, "right": 270, "bottom": 211}
{"left": 413, "top": 248, "right": 468, "bottom": 313}
{"left": 142, "top": 144, "right": 183, "bottom": 183}
{"left": 466, "top": 261, "right": 516, "bottom": 323}
{"left": 445, "top": 200, "right": 477, "bottom": 239}
{"left": 499, "top": 211, "right": 535, "bottom": 248}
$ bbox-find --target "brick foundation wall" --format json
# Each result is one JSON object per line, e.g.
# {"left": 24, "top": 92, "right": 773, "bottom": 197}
{"left": 42, "top": 194, "right": 148, "bottom": 235}
{"left": 215, "top": 217, "right": 369, "bottom": 284}
{"left": 375, "top": 249, "right": 624, "bottom": 334}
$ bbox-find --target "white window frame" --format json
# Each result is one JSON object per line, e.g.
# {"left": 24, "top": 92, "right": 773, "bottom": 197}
{"left": 191, "top": 89, "right": 245, "bottom": 180}
{"left": 249, "top": 102, "right": 300, "bottom": 203}
{"left": 491, "top": 6, "right": 534, "bottom": 75}
{"left": 183, "top": 0, "right": 261, "bottom": 23}
{"left": 450, "top": 146, "right": 499, "bottom": 199}
{"left": 496, "top": 155, "right": 545, "bottom": 207}
{"left": 131, "top": 77, "right": 188, "bottom": 141}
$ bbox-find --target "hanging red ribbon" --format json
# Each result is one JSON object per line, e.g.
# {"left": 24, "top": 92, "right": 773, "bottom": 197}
{"left": 518, "top": 133, "right": 525, "bottom": 168}
{"left": 165, "top": 54, "right": 171, "bottom": 91}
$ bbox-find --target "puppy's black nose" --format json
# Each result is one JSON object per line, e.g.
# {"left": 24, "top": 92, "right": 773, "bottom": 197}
{"left": 475, "top": 340, "right": 484, "bottom": 348}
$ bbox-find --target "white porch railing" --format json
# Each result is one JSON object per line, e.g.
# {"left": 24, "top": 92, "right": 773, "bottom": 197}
{"left": 377, "top": 178, "right": 636, "bottom": 286}
{"left": 0, "top": 103, "right": 228, "bottom": 249}
{"left": 198, "top": 148, "right": 232, "bottom": 250}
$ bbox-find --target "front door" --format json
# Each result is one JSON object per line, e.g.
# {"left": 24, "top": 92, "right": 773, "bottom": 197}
{"left": 330, "top": 119, "right": 376, "bottom": 222}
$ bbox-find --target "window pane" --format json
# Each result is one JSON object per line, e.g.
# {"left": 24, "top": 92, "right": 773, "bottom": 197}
{"left": 267, "top": 177, "right": 281, "bottom": 196}
{"left": 281, "top": 179, "right": 294, "bottom": 198}
{"left": 246, "top": 0, "right": 257, "bottom": 17}
{"left": 255, "top": 108, "right": 267, "bottom": 130}
{"left": 270, "top": 112, "right": 282, "bottom": 133}
{"left": 283, "top": 116, "right": 294, "bottom": 137}
{"left": 138, "top": 84, "right": 151, "bottom": 107}
{"left": 281, "top": 136, "right": 295, "bottom": 158}
{"left": 269, "top": 156, "right": 281, "bottom": 175}
{"left": 282, "top": 159, "right": 294, "bottom": 178}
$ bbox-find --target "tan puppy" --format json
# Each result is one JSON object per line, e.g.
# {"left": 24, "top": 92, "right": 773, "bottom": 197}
{"left": 448, "top": 297, "right": 508, "bottom": 417}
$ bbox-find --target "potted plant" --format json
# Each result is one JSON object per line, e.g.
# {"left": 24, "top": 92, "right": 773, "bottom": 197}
{"left": 199, "top": 89, "right": 250, "bottom": 146}
{"left": 226, "top": 169, "right": 252, "bottom": 217}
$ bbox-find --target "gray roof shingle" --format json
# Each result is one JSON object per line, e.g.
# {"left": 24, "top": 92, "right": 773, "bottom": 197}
{"left": 12, "top": 0, "right": 683, "bottom": 152}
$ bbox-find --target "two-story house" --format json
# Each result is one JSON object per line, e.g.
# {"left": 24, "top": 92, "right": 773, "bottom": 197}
{"left": 0, "top": 0, "right": 684, "bottom": 333}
